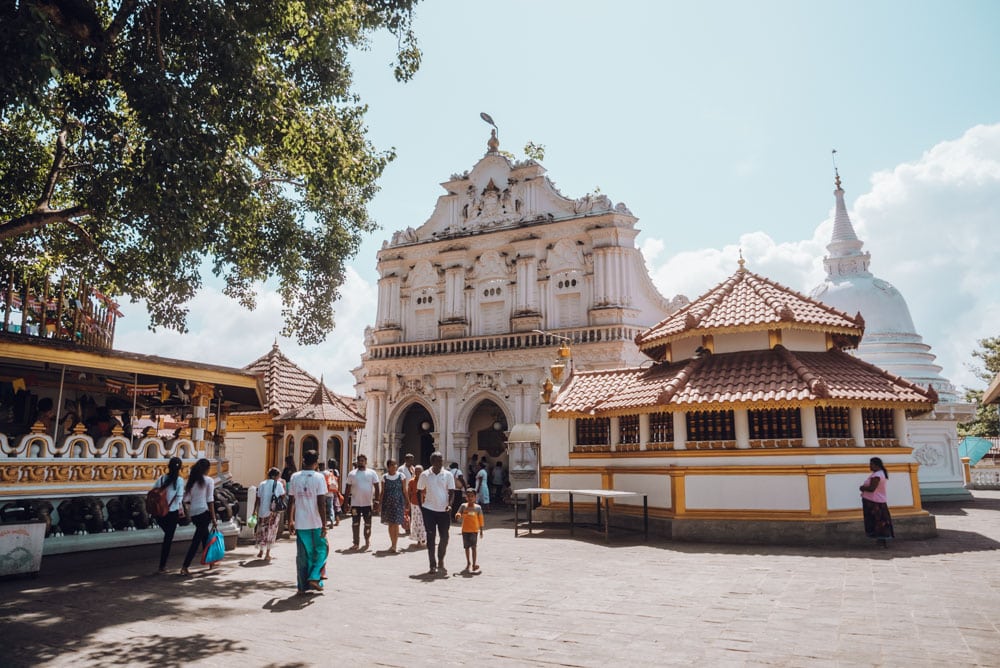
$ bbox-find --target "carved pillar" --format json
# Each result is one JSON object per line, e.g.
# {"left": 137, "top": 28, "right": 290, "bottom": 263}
{"left": 609, "top": 416, "right": 620, "bottom": 450}
{"left": 639, "top": 413, "right": 650, "bottom": 451}
{"left": 189, "top": 383, "right": 214, "bottom": 458}
{"left": 452, "top": 432, "right": 470, "bottom": 469}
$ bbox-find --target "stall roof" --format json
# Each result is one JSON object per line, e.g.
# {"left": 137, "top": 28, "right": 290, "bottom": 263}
{"left": 0, "top": 333, "right": 263, "bottom": 411}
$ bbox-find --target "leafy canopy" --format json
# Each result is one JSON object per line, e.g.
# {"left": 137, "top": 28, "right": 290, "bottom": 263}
{"left": 958, "top": 336, "right": 1000, "bottom": 437}
{"left": 0, "top": 0, "right": 421, "bottom": 344}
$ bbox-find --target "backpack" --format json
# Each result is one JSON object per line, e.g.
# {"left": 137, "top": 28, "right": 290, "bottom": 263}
{"left": 146, "top": 478, "right": 174, "bottom": 518}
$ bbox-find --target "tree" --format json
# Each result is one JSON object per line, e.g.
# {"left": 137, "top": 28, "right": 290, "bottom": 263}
{"left": 958, "top": 336, "right": 1000, "bottom": 437}
{"left": 0, "top": 0, "right": 421, "bottom": 344}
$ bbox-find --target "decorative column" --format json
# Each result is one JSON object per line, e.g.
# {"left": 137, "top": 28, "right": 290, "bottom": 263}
{"left": 443, "top": 265, "right": 466, "bottom": 321}
{"left": 190, "top": 383, "right": 213, "bottom": 458}
{"left": 609, "top": 416, "right": 620, "bottom": 451}
{"left": 673, "top": 412, "right": 687, "bottom": 450}
{"left": 849, "top": 407, "right": 865, "bottom": 447}
{"left": 639, "top": 413, "right": 650, "bottom": 451}
{"left": 734, "top": 409, "right": 750, "bottom": 449}
{"left": 800, "top": 406, "right": 819, "bottom": 447}
{"left": 452, "top": 432, "right": 470, "bottom": 469}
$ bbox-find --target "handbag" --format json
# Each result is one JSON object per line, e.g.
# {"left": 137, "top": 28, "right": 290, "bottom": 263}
{"left": 269, "top": 480, "right": 288, "bottom": 512}
{"left": 201, "top": 529, "right": 225, "bottom": 565}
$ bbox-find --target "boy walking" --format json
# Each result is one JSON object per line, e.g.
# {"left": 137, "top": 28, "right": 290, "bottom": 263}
{"left": 455, "top": 488, "right": 484, "bottom": 572}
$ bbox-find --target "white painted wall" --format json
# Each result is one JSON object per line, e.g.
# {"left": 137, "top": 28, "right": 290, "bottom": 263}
{"left": 685, "top": 475, "right": 810, "bottom": 511}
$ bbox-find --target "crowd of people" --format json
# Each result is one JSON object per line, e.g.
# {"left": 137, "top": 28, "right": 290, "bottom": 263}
{"left": 152, "top": 453, "right": 894, "bottom": 588}
{"left": 152, "top": 449, "right": 506, "bottom": 591}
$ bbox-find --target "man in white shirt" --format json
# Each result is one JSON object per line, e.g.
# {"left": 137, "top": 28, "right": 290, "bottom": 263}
{"left": 344, "top": 454, "right": 381, "bottom": 551}
{"left": 287, "top": 450, "right": 328, "bottom": 594}
{"left": 416, "top": 451, "right": 455, "bottom": 574}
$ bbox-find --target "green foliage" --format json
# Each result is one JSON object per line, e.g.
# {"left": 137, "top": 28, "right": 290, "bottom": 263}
{"left": 958, "top": 336, "right": 1000, "bottom": 437}
{"left": 523, "top": 141, "right": 545, "bottom": 162}
{"left": 0, "top": 0, "right": 421, "bottom": 344}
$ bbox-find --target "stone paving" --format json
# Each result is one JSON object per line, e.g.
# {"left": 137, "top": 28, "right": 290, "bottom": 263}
{"left": 3, "top": 492, "right": 1000, "bottom": 667}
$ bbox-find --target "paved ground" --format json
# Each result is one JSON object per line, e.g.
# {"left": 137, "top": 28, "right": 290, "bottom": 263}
{"left": 2, "top": 492, "right": 1000, "bottom": 667}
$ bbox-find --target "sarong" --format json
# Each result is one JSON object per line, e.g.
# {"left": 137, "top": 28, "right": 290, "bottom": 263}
{"left": 295, "top": 527, "right": 329, "bottom": 591}
{"left": 254, "top": 511, "right": 281, "bottom": 550}
{"left": 862, "top": 498, "right": 894, "bottom": 539}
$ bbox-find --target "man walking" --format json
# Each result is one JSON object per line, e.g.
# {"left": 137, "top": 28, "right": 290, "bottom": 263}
{"left": 344, "top": 453, "right": 380, "bottom": 551}
{"left": 287, "top": 450, "right": 328, "bottom": 594}
{"left": 417, "top": 451, "right": 455, "bottom": 574}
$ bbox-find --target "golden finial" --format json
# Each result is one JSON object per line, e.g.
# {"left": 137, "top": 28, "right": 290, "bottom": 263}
{"left": 832, "top": 149, "right": 842, "bottom": 190}
{"left": 738, "top": 248, "right": 746, "bottom": 271}
{"left": 487, "top": 128, "right": 499, "bottom": 153}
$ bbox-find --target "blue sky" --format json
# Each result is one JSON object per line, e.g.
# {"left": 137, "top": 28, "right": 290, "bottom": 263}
{"left": 116, "top": 1, "right": 1000, "bottom": 396}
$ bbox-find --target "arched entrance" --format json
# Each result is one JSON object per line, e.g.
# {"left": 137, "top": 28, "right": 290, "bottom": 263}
{"left": 327, "top": 436, "right": 343, "bottom": 470}
{"left": 466, "top": 398, "right": 509, "bottom": 468}
{"left": 397, "top": 403, "right": 435, "bottom": 467}
{"left": 302, "top": 434, "right": 319, "bottom": 459}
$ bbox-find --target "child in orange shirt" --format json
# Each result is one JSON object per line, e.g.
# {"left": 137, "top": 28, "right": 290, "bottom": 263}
{"left": 455, "top": 488, "right": 485, "bottom": 572}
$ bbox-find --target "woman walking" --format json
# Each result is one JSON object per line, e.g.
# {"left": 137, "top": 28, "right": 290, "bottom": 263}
{"left": 180, "top": 458, "right": 218, "bottom": 575}
{"left": 153, "top": 457, "right": 185, "bottom": 573}
{"left": 860, "top": 457, "right": 894, "bottom": 547}
{"left": 475, "top": 460, "right": 491, "bottom": 511}
{"left": 252, "top": 467, "right": 285, "bottom": 561}
{"left": 381, "top": 459, "right": 407, "bottom": 553}
{"left": 408, "top": 465, "right": 426, "bottom": 546}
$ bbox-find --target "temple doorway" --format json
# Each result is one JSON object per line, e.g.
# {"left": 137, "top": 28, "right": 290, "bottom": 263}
{"left": 466, "top": 399, "right": 509, "bottom": 485}
{"left": 397, "top": 403, "right": 435, "bottom": 467}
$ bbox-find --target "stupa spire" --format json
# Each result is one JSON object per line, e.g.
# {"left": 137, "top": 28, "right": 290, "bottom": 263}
{"left": 822, "top": 163, "right": 871, "bottom": 280}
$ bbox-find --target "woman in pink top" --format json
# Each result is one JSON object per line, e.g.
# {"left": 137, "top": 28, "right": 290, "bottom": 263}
{"left": 859, "top": 457, "right": 894, "bottom": 547}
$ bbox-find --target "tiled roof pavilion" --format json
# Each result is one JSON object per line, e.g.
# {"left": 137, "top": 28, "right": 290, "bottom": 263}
{"left": 274, "top": 380, "right": 365, "bottom": 426}
{"left": 550, "top": 266, "right": 937, "bottom": 417}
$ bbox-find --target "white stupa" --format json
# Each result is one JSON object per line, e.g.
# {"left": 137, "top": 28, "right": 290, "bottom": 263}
{"left": 810, "top": 171, "right": 973, "bottom": 500}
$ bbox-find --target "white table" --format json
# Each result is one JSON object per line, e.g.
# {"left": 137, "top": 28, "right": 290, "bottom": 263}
{"left": 512, "top": 488, "right": 648, "bottom": 543}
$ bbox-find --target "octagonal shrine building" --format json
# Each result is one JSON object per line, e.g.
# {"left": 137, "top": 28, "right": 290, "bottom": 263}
{"left": 539, "top": 259, "right": 939, "bottom": 543}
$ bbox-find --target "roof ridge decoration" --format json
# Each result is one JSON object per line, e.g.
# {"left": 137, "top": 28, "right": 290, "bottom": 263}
{"left": 774, "top": 345, "right": 830, "bottom": 398}
{"left": 744, "top": 272, "right": 796, "bottom": 322}
{"left": 656, "top": 356, "right": 706, "bottom": 404}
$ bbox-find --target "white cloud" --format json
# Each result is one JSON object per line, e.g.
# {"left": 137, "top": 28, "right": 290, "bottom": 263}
{"left": 643, "top": 123, "right": 1000, "bottom": 392}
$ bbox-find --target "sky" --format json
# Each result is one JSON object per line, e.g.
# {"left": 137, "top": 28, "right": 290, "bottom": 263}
{"left": 115, "top": 0, "right": 1000, "bottom": 398}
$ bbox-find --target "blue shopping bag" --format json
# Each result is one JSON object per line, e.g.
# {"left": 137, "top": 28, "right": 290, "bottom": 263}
{"left": 201, "top": 529, "right": 225, "bottom": 565}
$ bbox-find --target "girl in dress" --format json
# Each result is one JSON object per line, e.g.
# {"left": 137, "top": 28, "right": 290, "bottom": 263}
{"left": 380, "top": 458, "right": 407, "bottom": 553}
{"left": 860, "top": 457, "right": 894, "bottom": 547}
{"left": 408, "top": 465, "right": 426, "bottom": 546}
{"left": 475, "top": 460, "right": 491, "bottom": 511}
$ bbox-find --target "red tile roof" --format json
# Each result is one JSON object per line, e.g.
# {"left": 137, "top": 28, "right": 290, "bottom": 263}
{"left": 242, "top": 343, "right": 320, "bottom": 414}
{"left": 274, "top": 382, "right": 365, "bottom": 425}
{"left": 637, "top": 268, "right": 863, "bottom": 359}
{"left": 548, "top": 346, "right": 936, "bottom": 417}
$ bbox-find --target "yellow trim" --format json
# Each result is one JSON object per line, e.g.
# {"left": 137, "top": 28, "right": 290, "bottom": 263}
{"left": 806, "top": 469, "right": 827, "bottom": 516}
{"left": 0, "top": 340, "right": 260, "bottom": 389}
{"left": 569, "top": 445, "right": 910, "bottom": 459}
{"left": 640, "top": 322, "right": 861, "bottom": 352}
{"left": 769, "top": 329, "right": 782, "bottom": 349}
{"left": 701, "top": 334, "right": 714, "bottom": 354}
{"left": 551, "top": 398, "right": 932, "bottom": 419}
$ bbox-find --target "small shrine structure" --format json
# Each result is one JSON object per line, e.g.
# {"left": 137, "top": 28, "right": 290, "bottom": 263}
{"left": 539, "top": 260, "right": 939, "bottom": 543}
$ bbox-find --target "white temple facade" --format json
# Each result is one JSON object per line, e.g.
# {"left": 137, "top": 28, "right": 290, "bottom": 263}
{"left": 810, "top": 173, "right": 974, "bottom": 500}
{"left": 354, "top": 130, "right": 685, "bottom": 484}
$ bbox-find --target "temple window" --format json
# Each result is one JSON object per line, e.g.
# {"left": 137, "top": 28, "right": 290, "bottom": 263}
{"left": 861, "top": 408, "right": 895, "bottom": 439}
{"left": 815, "top": 406, "right": 851, "bottom": 438}
{"left": 619, "top": 414, "right": 639, "bottom": 444}
{"left": 686, "top": 410, "right": 735, "bottom": 442}
{"left": 649, "top": 411, "right": 674, "bottom": 444}
{"left": 576, "top": 417, "right": 610, "bottom": 446}
{"left": 748, "top": 408, "right": 802, "bottom": 440}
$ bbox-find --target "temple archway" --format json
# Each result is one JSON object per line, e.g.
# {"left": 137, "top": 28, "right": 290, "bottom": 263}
{"left": 327, "top": 436, "right": 343, "bottom": 470}
{"left": 464, "top": 397, "right": 510, "bottom": 475}
{"left": 395, "top": 402, "right": 435, "bottom": 467}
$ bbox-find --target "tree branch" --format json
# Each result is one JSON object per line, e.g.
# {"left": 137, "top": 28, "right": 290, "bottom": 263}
{"left": 107, "top": 0, "right": 141, "bottom": 43}
{"left": 0, "top": 206, "right": 92, "bottom": 241}
{"left": 35, "top": 125, "right": 70, "bottom": 214}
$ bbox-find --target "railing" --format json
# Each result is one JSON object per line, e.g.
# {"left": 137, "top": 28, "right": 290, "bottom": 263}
{"left": 368, "top": 324, "right": 645, "bottom": 360}
{"left": 1, "top": 273, "right": 121, "bottom": 350}
{"left": 969, "top": 467, "right": 1000, "bottom": 489}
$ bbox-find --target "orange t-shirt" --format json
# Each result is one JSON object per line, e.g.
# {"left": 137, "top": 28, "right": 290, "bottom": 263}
{"left": 458, "top": 502, "right": 484, "bottom": 533}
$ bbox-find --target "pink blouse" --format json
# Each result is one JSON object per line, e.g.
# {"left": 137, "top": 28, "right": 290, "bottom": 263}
{"left": 862, "top": 470, "right": 887, "bottom": 504}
